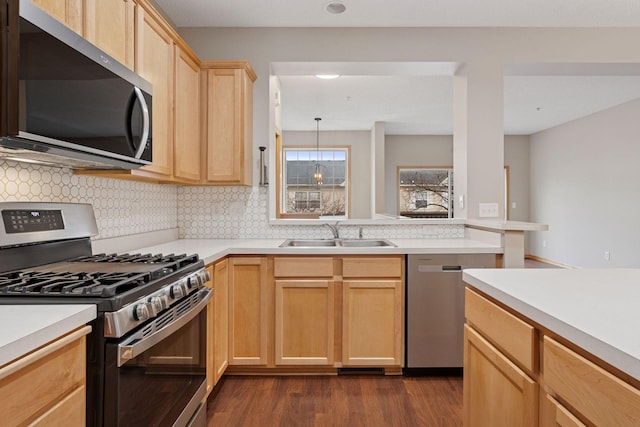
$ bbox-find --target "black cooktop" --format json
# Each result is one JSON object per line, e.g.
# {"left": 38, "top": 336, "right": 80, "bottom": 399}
{"left": 0, "top": 253, "right": 202, "bottom": 310}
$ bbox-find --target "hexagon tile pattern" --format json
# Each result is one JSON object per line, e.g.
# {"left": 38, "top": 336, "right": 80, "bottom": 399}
{"left": 1, "top": 160, "right": 464, "bottom": 241}
{"left": 177, "top": 186, "right": 464, "bottom": 240}
{"left": 0, "top": 160, "right": 178, "bottom": 239}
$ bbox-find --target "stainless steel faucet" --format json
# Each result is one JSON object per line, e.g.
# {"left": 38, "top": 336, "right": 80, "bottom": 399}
{"left": 323, "top": 222, "right": 340, "bottom": 239}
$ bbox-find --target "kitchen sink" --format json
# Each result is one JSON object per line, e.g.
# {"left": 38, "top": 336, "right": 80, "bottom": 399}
{"left": 337, "top": 239, "right": 396, "bottom": 247}
{"left": 279, "top": 239, "right": 395, "bottom": 248}
{"left": 280, "top": 239, "right": 337, "bottom": 247}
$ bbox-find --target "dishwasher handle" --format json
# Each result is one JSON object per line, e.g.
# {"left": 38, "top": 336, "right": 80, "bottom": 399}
{"left": 416, "top": 265, "right": 463, "bottom": 273}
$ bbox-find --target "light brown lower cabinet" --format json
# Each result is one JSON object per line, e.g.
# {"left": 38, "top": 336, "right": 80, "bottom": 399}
{"left": 463, "top": 324, "right": 537, "bottom": 427}
{"left": 342, "top": 279, "right": 403, "bottom": 366}
{"left": 0, "top": 326, "right": 91, "bottom": 426}
{"left": 464, "top": 286, "right": 640, "bottom": 427}
{"left": 228, "top": 256, "right": 269, "bottom": 366}
{"left": 213, "top": 259, "right": 229, "bottom": 382}
{"left": 275, "top": 279, "right": 335, "bottom": 365}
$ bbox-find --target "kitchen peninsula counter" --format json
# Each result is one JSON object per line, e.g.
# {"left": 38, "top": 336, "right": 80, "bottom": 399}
{"left": 125, "top": 238, "right": 503, "bottom": 265}
{"left": 463, "top": 268, "right": 640, "bottom": 381}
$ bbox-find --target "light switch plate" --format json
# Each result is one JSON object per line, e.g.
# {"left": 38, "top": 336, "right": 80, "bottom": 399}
{"left": 479, "top": 202, "right": 499, "bottom": 217}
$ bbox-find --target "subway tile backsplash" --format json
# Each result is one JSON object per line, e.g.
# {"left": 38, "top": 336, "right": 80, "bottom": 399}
{"left": 1, "top": 160, "right": 464, "bottom": 241}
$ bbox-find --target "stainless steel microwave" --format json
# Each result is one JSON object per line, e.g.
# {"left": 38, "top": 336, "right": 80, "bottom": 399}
{"left": 0, "top": 0, "right": 153, "bottom": 170}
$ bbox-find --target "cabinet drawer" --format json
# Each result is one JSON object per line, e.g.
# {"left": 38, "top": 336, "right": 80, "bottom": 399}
{"left": 465, "top": 288, "right": 536, "bottom": 373}
{"left": 274, "top": 257, "right": 334, "bottom": 278}
{"left": 0, "top": 327, "right": 88, "bottom": 426}
{"left": 544, "top": 394, "right": 586, "bottom": 427}
{"left": 30, "top": 386, "right": 85, "bottom": 426}
{"left": 543, "top": 336, "right": 640, "bottom": 427}
{"left": 342, "top": 257, "right": 402, "bottom": 278}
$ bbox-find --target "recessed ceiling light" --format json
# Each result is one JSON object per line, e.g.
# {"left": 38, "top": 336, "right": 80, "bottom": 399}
{"left": 325, "top": 2, "right": 346, "bottom": 14}
{"left": 316, "top": 74, "right": 340, "bottom": 80}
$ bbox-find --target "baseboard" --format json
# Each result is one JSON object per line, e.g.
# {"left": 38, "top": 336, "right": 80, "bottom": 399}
{"left": 525, "top": 254, "right": 576, "bottom": 269}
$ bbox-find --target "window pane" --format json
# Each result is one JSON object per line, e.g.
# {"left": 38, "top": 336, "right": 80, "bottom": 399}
{"left": 282, "top": 148, "right": 348, "bottom": 217}
{"left": 398, "top": 168, "right": 453, "bottom": 218}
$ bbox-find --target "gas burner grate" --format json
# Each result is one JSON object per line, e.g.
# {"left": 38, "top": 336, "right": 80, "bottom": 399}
{"left": 0, "top": 271, "right": 151, "bottom": 297}
{"left": 77, "top": 253, "right": 196, "bottom": 265}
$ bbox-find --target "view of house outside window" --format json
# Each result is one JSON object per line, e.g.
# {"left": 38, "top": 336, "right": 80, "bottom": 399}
{"left": 398, "top": 168, "right": 453, "bottom": 218}
{"left": 282, "top": 148, "right": 348, "bottom": 217}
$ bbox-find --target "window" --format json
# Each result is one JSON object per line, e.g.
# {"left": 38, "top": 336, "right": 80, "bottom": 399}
{"left": 281, "top": 148, "right": 349, "bottom": 218}
{"left": 398, "top": 168, "right": 453, "bottom": 218}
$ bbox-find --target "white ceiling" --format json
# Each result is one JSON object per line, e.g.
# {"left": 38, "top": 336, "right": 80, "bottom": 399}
{"left": 153, "top": 0, "right": 640, "bottom": 28}
{"left": 276, "top": 63, "right": 640, "bottom": 135}
{"left": 153, "top": 0, "right": 640, "bottom": 135}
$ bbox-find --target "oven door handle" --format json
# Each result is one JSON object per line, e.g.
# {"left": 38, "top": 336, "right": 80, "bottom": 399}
{"left": 118, "top": 287, "right": 213, "bottom": 367}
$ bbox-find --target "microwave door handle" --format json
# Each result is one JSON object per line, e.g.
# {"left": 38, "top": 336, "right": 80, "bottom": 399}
{"left": 132, "top": 86, "right": 150, "bottom": 159}
{"left": 117, "top": 288, "right": 213, "bottom": 367}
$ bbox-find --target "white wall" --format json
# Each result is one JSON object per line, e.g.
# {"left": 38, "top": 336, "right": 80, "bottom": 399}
{"left": 282, "top": 130, "right": 371, "bottom": 218}
{"left": 529, "top": 98, "right": 640, "bottom": 267}
{"left": 177, "top": 26, "right": 640, "bottom": 220}
{"left": 504, "top": 136, "right": 530, "bottom": 222}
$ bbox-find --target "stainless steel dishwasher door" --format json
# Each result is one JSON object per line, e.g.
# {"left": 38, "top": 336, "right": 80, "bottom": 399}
{"left": 405, "top": 254, "right": 495, "bottom": 372}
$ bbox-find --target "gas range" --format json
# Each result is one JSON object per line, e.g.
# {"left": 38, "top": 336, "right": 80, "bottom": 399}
{"left": 0, "top": 202, "right": 211, "bottom": 426}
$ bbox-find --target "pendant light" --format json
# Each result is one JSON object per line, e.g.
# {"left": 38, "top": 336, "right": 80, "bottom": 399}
{"left": 314, "top": 117, "right": 323, "bottom": 186}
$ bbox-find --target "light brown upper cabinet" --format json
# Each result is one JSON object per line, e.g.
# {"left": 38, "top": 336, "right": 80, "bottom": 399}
{"left": 172, "top": 45, "right": 201, "bottom": 183}
{"left": 84, "top": 0, "right": 136, "bottom": 70}
{"left": 30, "top": 0, "right": 83, "bottom": 34}
{"left": 201, "top": 62, "right": 256, "bottom": 186}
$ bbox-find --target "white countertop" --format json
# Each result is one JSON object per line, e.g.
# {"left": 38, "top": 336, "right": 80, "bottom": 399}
{"left": 0, "top": 304, "right": 96, "bottom": 367}
{"left": 465, "top": 219, "right": 549, "bottom": 231}
{"left": 463, "top": 268, "right": 640, "bottom": 381}
{"left": 127, "top": 238, "right": 502, "bottom": 265}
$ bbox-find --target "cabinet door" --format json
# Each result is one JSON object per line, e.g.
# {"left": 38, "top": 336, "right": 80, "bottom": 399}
{"left": 30, "top": 0, "right": 83, "bottom": 34}
{"left": 463, "top": 325, "right": 537, "bottom": 427}
{"left": 135, "top": 8, "right": 174, "bottom": 177}
{"left": 84, "top": 0, "right": 135, "bottom": 69}
{"left": 204, "top": 67, "right": 253, "bottom": 185}
{"left": 342, "top": 279, "right": 403, "bottom": 366}
{"left": 228, "top": 257, "right": 268, "bottom": 365}
{"left": 275, "top": 279, "right": 334, "bottom": 365}
{"left": 213, "top": 259, "right": 229, "bottom": 383}
{"left": 173, "top": 46, "right": 201, "bottom": 182}
{"left": 204, "top": 264, "right": 215, "bottom": 395}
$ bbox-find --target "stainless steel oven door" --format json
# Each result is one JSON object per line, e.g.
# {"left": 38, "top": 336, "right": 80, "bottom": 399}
{"left": 104, "top": 288, "right": 212, "bottom": 427}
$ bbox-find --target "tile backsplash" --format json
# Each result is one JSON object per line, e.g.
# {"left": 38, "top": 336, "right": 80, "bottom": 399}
{"left": 178, "top": 186, "right": 464, "bottom": 239}
{"left": 0, "top": 160, "right": 177, "bottom": 239}
{"left": 1, "top": 160, "right": 464, "bottom": 241}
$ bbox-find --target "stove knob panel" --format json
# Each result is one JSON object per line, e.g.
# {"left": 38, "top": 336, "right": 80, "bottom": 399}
{"left": 134, "top": 303, "right": 150, "bottom": 321}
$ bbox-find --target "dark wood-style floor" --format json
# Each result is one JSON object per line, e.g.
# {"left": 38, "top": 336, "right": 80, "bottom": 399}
{"left": 206, "top": 375, "right": 463, "bottom": 426}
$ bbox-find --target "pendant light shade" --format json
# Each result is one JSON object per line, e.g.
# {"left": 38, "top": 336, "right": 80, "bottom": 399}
{"left": 314, "top": 117, "right": 323, "bottom": 186}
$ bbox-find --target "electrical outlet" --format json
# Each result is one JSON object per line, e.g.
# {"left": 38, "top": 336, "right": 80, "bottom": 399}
{"left": 604, "top": 251, "right": 611, "bottom": 261}
{"left": 479, "top": 202, "right": 499, "bottom": 218}
{"left": 543, "top": 240, "right": 547, "bottom": 248}
{"left": 511, "top": 202, "right": 517, "bottom": 209}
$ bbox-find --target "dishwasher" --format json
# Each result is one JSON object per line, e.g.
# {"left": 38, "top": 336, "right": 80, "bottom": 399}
{"left": 405, "top": 253, "right": 496, "bottom": 375}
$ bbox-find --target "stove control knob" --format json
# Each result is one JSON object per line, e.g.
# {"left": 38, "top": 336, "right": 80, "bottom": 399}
{"left": 170, "top": 284, "right": 186, "bottom": 299}
{"left": 202, "top": 269, "right": 211, "bottom": 283}
{"left": 134, "top": 303, "right": 150, "bottom": 321}
{"left": 150, "top": 296, "right": 167, "bottom": 313}
{"left": 187, "top": 274, "right": 201, "bottom": 289}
